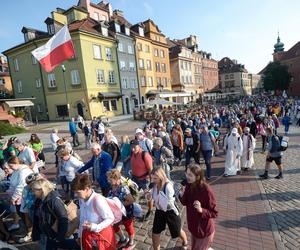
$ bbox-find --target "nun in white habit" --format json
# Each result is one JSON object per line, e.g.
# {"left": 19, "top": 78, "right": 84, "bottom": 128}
{"left": 223, "top": 128, "right": 243, "bottom": 176}
{"left": 241, "top": 127, "right": 256, "bottom": 170}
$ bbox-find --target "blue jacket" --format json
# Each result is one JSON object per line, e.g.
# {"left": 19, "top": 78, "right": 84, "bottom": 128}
{"left": 77, "top": 151, "right": 113, "bottom": 188}
{"left": 282, "top": 116, "right": 290, "bottom": 126}
{"left": 69, "top": 121, "right": 77, "bottom": 135}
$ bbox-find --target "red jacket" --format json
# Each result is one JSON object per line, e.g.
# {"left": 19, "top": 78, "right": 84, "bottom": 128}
{"left": 179, "top": 183, "right": 218, "bottom": 238}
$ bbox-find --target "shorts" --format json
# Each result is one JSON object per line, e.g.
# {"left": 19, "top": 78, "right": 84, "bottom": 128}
{"left": 152, "top": 209, "right": 181, "bottom": 238}
{"left": 132, "top": 176, "right": 150, "bottom": 190}
{"left": 266, "top": 156, "right": 282, "bottom": 165}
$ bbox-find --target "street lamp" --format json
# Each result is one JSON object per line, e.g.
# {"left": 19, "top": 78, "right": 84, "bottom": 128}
{"left": 61, "top": 64, "right": 70, "bottom": 119}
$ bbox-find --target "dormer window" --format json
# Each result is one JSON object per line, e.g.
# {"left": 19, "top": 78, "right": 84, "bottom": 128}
{"left": 102, "top": 27, "right": 108, "bottom": 37}
{"left": 24, "top": 32, "right": 36, "bottom": 42}
{"left": 138, "top": 27, "right": 144, "bottom": 37}
{"left": 67, "top": 12, "right": 75, "bottom": 23}
{"left": 48, "top": 24, "right": 55, "bottom": 35}
{"left": 125, "top": 27, "right": 130, "bottom": 36}
{"left": 115, "top": 23, "right": 121, "bottom": 33}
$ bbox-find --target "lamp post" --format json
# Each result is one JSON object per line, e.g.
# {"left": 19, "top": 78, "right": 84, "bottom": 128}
{"left": 61, "top": 64, "right": 70, "bottom": 119}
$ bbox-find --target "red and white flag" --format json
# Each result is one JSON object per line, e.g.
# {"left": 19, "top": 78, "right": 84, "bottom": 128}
{"left": 31, "top": 25, "right": 75, "bottom": 72}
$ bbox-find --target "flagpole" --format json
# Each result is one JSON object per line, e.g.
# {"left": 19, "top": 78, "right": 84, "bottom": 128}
{"left": 61, "top": 64, "right": 70, "bottom": 119}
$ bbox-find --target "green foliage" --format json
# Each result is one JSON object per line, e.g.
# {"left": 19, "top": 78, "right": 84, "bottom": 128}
{"left": 0, "top": 122, "right": 26, "bottom": 136}
{"left": 14, "top": 111, "right": 26, "bottom": 118}
{"left": 263, "top": 61, "right": 291, "bottom": 91}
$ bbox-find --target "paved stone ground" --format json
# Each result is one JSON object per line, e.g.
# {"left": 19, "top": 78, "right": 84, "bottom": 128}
{"left": 254, "top": 125, "right": 300, "bottom": 250}
{"left": 3, "top": 119, "right": 300, "bottom": 250}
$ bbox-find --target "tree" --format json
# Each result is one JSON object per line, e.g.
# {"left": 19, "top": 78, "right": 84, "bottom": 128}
{"left": 263, "top": 61, "right": 291, "bottom": 92}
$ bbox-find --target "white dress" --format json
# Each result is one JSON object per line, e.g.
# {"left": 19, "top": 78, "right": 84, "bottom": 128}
{"left": 241, "top": 134, "right": 256, "bottom": 169}
{"left": 224, "top": 134, "right": 243, "bottom": 176}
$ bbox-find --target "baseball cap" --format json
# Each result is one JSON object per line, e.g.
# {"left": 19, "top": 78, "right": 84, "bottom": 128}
{"left": 135, "top": 128, "right": 144, "bottom": 135}
{"left": 185, "top": 128, "right": 192, "bottom": 133}
{"left": 130, "top": 140, "right": 140, "bottom": 146}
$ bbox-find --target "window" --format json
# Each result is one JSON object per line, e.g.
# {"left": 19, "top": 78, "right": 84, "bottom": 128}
{"left": 67, "top": 12, "right": 75, "bottom": 23}
{"left": 48, "top": 24, "right": 55, "bottom": 34}
{"left": 37, "top": 104, "right": 42, "bottom": 113}
{"left": 93, "top": 45, "right": 102, "bottom": 59}
{"left": 96, "top": 69, "right": 105, "bottom": 84}
{"left": 160, "top": 50, "right": 165, "bottom": 58}
{"left": 125, "top": 27, "right": 130, "bottom": 36}
{"left": 138, "top": 27, "right": 144, "bottom": 36}
{"left": 102, "top": 27, "right": 108, "bottom": 36}
{"left": 131, "top": 79, "right": 137, "bottom": 88}
{"left": 103, "top": 101, "right": 110, "bottom": 111}
{"left": 161, "top": 63, "right": 166, "bottom": 73}
{"left": 36, "top": 78, "right": 41, "bottom": 88}
{"left": 115, "top": 23, "right": 121, "bottom": 33}
{"left": 128, "top": 45, "right": 133, "bottom": 54}
{"left": 145, "top": 45, "right": 150, "bottom": 53}
{"left": 180, "top": 61, "right": 184, "bottom": 69}
{"left": 225, "top": 74, "right": 229, "bottom": 80}
{"left": 120, "top": 61, "right": 126, "bottom": 70}
{"left": 48, "top": 74, "right": 56, "bottom": 88}
{"left": 181, "top": 76, "right": 185, "bottom": 83}
{"left": 148, "top": 76, "right": 153, "bottom": 87}
{"left": 146, "top": 60, "right": 152, "bottom": 70}
{"left": 185, "top": 76, "right": 189, "bottom": 84}
{"left": 94, "top": 12, "right": 100, "bottom": 20}
{"left": 108, "top": 71, "right": 115, "bottom": 84}
{"left": 189, "top": 76, "right": 192, "bottom": 83}
{"left": 230, "top": 74, "right": 234, "bottom": 79}
{"left": 122, "top": 78, "right": 128, "bottom": 89}
{"left": 138, "top": 58, "right": 144, "bottom": 69}
{"left": 184, "top": 61, "right": 187, "bottom": 70}
{"left": 137, "top": 43, "right": 142, "bottom": 51}
{"left": 111, "top": 100, "right": 117, "bottom": 111}
{"left": 154, "top": 49, "right": 159, "bottom": 57}
{"left": 106, "top": 48, "right": 113, "bottom": 60}
{"left": 155, "top": 62, "right": 160, "bottom": 72}
{"left": 129, "top": 62, "right": 135, "bottom": 71}
{"left": 17, "top": 80, "right": 22, "bottom": 93}
{"left": 162, "top": 77, "right": 167, "bottom": 87}
{"left": 118, "top": 43, "right": 124, "bottom": 52}
{"left": 71, "top": 70, "right": 80, "bottom": 85}
{"left": 14, "top": 58, "right": 19, "bottom": 72}
{"left": 0, "top": 78, "right": 5, "bottom": 85}
{"left": 188, "top": 63, "right": 191, "bottom": 71}
{"left": 156, "top": 77, "right": 161, "bottom": 86}
{"left": 32, "top": 55, "right": 37, "bottom": 65}
{"left": 140, "top": 76, "right": 146, "bottom": 87}
{"left": 56, "top": 105, "right": 69, "bottom": 117}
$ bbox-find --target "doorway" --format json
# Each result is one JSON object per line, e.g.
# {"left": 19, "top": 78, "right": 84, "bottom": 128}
{"left": 125, "top": 97, "right": 130, "bottom": 114}
{"left": 77, "top": 103, "right": 84, "bottom": 118}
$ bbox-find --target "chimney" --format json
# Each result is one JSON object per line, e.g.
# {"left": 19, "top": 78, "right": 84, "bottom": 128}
{"left": 113, "top": 9, "right": 124, "bottom": 17}
{"left": 78, "top": 0, "right": 90, "bottom": 10}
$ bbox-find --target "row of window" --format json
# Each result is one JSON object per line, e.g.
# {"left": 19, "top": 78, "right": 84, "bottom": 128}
{"left": 138, "top": 59, "right": 167, "bottom": 72}
{"left": 137, "top": 43, "right": 166, "bottom": 58}
{"left": 225, "top": 74, "right": 234, "bottom": 80}
{"left": 203, "top": 70, "right": 218, "bottom": 76}
{"left": 103, "top": 100, "right": 118, "bottom": 112}
{"left": 202, "top": 62, "right": 218, "bottom": 69}
{"left": 121, "top": 78, "right": 138, "bottom": 89}
{"left": 140, "top": 76, "right": 168, "bottom": 87}
{"left": 181, "top": 75, "right": 193, "bottom": 84}
{"left": 93, "top": 45, "right": 113, "bottom": 61}
{"left": 118, "top": 43, "right": 134, "bottom": 54}
{"left": 180, "top": 61, "right": 192, "bottom": 71}
{"left": 119, "top": 61, "right": 136, "bottom": 71}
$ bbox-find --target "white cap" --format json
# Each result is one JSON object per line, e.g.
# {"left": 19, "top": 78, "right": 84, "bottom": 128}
{"left": 135, "top": 128, "right": 144, "bottom": 134}
{"left": 231, "top": 128, "right": 238, "bottom": 134}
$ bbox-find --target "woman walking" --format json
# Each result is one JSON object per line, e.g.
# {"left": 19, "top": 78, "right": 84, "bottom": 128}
{"left": 179, "top": 164, "right": 218, "bottom": 250}
{"left": 148, "top": 167, "right": 188, "bottom": 250}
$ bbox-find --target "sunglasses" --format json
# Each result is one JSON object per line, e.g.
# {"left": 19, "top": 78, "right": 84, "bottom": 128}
{"left": 26, "top": 173, "right": 40, "bottom": 183}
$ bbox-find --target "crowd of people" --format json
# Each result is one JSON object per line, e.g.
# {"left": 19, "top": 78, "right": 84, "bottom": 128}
{"left": 0, "top": 94, "right": 298, "bottom": 250}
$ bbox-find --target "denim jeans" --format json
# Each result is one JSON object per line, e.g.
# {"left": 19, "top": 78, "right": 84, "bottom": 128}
{"left": 202, "top": 150, "right": 213, "bottom": 178}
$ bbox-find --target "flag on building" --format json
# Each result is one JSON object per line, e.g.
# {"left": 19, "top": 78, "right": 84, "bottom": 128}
{"left": 31, "top": 25, "right": 75, "bottom": 72}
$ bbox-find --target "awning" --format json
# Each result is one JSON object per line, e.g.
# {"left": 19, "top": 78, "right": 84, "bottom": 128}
{"left": 98, "top": 92, "right": 123, "bottom": 100}
{"left": 146, "top": 90, "right": 197, "bottom": 98}
{"left": 5, "top": 100, "right": 34, "bottom": 107}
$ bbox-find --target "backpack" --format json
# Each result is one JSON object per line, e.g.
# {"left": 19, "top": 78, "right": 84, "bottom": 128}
{"left": 93, "top": 194, "right": 126, "bottom": 225}
{"left": 121, "top": 176, "right": 143, "bottom": 201}
{"left": 278, "top": 136, "right": 288, "bottom": 151}
{"left": 83, "top": 126, "right": 90, "bottom": 136}
{"left": 48, "top": 199, "right": 80, "bottom": 238}
{"left": 162, "top": 182, "right": 180, "bottom": 213}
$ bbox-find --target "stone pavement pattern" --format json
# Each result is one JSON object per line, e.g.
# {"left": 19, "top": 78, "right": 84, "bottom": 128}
{"left": 5, "top": 118, "right": 300, "bottom": 249}
{"left": 254, "top": 125, "right": 300, "bottom": 250}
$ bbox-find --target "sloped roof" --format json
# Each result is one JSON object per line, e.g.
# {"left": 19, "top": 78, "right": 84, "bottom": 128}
{"left": 218, "top": 57, "right": 248, "bottom": 73}
{"left": 111, "top": 13, "right": 131, "bottom": 27}
{"left": 280, "top": 41, "right": 300, "bottom": 61}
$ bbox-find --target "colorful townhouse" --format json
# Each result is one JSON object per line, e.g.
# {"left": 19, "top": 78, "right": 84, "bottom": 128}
{"left": 4, "top": 2, "right": 123, "bottom": 120}
{"left": 109, "top": 10, "right": 140, "bottom": 114}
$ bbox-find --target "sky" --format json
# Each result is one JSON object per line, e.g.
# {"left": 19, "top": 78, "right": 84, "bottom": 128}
{"left": 1, "top": 0, "right": 300, "bottom": 73}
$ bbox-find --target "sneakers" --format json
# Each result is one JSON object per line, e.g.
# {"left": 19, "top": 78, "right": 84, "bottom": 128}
{"left": 18, "top": 234, "right": 32, "bottom": 243}
{"left": 259, "top": 172, "right": 269, "bottom": 179}
{"left": 8, "top": 223, "right": 20, "bottom": 231}
{"left": 117, "top": 237, "right": 129, "bottom": 249}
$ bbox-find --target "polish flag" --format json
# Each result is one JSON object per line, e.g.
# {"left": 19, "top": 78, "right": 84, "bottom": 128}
{"left": 31, "top": 26, "right": 75, "bottom": 73}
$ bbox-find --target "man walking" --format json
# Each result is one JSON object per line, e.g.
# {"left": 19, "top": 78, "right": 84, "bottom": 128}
{"left": 259, "top": 127, "right": 283, "bottom": 179}
{"left": 69, "top": 117, "right": 80, "bottom": 147}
